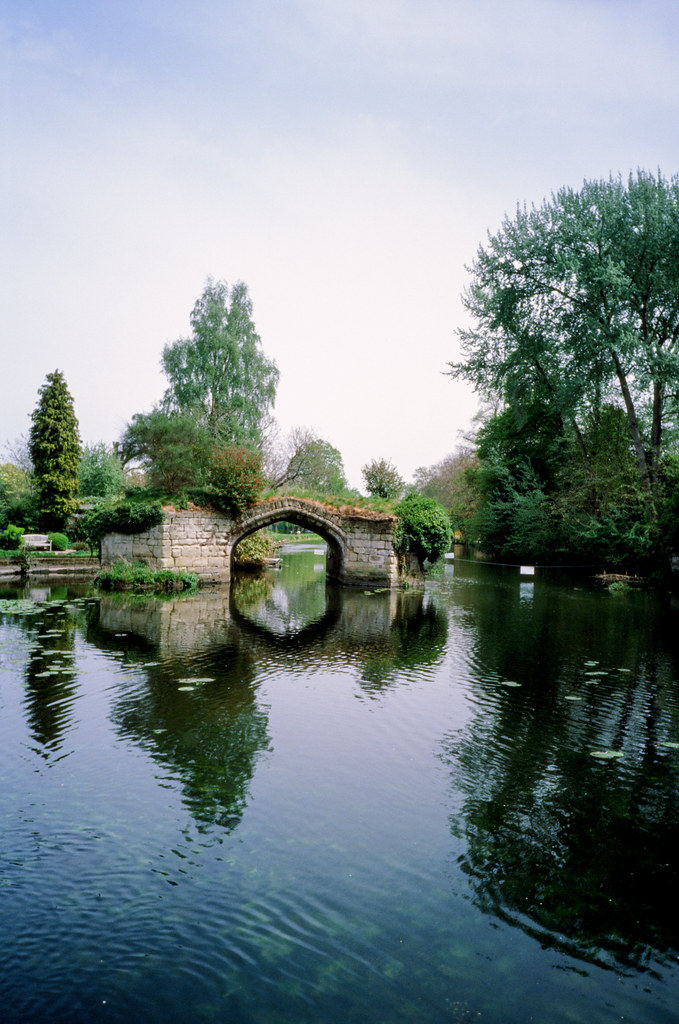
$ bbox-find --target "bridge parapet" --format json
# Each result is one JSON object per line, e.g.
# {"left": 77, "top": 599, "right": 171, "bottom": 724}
{"left": 100, "top": 496, "right": 422, "bottom": 587}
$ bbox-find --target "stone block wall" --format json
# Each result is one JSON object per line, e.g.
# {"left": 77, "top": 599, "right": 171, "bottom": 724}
{"left": 101, "top": 500, "right": 421, "bottom": 588}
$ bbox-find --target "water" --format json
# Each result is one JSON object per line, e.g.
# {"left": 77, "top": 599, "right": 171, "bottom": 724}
{"left": 1, "top": 546, "right": 678, "bottom": 1023}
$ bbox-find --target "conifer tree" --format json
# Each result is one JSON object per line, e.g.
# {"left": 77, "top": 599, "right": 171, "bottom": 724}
{"left": 29, "top": 370, "right": 81, "bottom": 528}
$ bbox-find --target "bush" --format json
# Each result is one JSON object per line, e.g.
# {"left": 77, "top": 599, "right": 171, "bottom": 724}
{"left": 95, "top": 560, "right": 198, "bottom": 592}
{"left": 209, "top": 445, "right": 264, "bottom": 515}
{"left": 79, "top": 443, "right": 127, "bottom": 498}
{"left": 395, "top": 495, "right": 452, "bottom": 564}
{"left": 0, "top": 524, "right": 25, "bottom": 551}
{"left": 233, "top": 530, "right": 275, "bottom": 566}
{"left": 48, "top": 532, "right": 70, "bottom": 551}
{"left": 361, "top": 457, "right": 404, "bottom": 499}
{"left": 75, "top": 501, "right": 165, "bottom": 554}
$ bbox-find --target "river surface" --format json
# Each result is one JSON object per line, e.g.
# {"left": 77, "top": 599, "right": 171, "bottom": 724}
{"left": 1, "top": 545, "right": 678, "bottom": 1024}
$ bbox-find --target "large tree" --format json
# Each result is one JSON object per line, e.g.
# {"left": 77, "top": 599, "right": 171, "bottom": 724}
{"left": 118, "top": 410, "right": 212, "bottom": 492}
{"left": 362, "top": 457, "right": 404, "bottom": 499}
{"left": 267, "top": 427, "right": 348, "bottom": 493}
{"left": 29, "top": 370, "right": 81, "bottom": 527}
{"left": 161, "top": 278, "right": 279, "bottom": 446}
{"left": 413, "top": 449, "right": 479, "bottom": 538}
{"left": 78, "top": 442, "right": 126, "bottom": 498}
{"left": 449, "top": 170, "right": 679, "bottom": 525}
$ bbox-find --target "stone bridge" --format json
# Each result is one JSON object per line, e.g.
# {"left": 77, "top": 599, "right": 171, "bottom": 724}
{"left": 101, "top": 496, "right": 421, "bottom": 587}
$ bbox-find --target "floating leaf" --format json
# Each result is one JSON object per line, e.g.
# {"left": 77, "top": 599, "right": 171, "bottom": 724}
{"left": 590, "top": 749, "right": 624, "bottom": 760}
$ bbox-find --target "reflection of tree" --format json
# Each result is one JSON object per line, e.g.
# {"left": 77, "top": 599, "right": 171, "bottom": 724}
{"left": 358, "top": 591, "right": 448, "bottom": 691}
{"left": 442, "top": 566, "right": 679, "bottom": 974}
{"left": 108, "top": 625, "right": 270, "bottom": 833}
{"left": 232, "top": 549, "right": 326, "bottom": 635}
{"left": 22, "top": 605, "right": 79, "bottom": 756}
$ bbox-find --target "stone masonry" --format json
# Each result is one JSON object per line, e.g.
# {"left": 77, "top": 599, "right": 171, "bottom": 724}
{"left": 100, "top": 496, "right": 423, "bottom": 587}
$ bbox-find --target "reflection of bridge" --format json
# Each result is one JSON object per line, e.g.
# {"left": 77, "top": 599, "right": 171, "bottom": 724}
{"left": 97, "top": 583, "right": 447, "bottom": 686}
{"left": 102, "top": 496, "right": 421, "bottom": 587}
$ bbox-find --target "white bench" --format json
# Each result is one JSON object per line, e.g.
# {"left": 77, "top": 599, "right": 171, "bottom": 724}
{"left": 22, "top": 534, "right": 52, "bottom": 551}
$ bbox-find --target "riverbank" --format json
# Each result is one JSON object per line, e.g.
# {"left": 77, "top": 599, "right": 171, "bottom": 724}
{"left": 0, "top": 554, "right": 100, "bottom": 580}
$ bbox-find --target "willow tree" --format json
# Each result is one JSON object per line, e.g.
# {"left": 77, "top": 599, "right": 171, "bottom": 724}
{"left": 29, "top": 370, "right": 81, "bottom": 528}
{"left": 450, "top": 170, "right": 679, "bottom": 524}
{"left": 161, "top": 278, "right": 279, "bottom": 447}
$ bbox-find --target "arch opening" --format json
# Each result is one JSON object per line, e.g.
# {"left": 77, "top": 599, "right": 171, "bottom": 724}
{"left": 229, "top": 509, "right": 346, "bottom": 582}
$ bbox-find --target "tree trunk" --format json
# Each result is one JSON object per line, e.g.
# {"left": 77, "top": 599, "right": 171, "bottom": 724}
{"left": 610, "top": 348, "right": 657, "bottom": 520}
{"left": 650, "top": 380, "right": 663, "bottom": 490}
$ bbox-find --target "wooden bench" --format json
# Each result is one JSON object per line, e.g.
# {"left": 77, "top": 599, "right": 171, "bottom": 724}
{"left": 22, "top": 534, "right": 52, "bottom": 551}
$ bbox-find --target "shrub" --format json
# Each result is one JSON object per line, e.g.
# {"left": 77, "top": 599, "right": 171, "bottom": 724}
{"left": 48, "top": 532, "right": 70, "bottom": 551}
{"left": 361, "top": 457, "right": 404, "bottom": 499}
{"left": 208, "top": 445, "right": 264, "bottom": 515}
{"left": 95, "top": 560, "right": 198, "bottom": 592}
{"left": 76, "top": 501, "right": 165, "bottom": 554}
{"left": 395, "top": 494, "right": 452, "bottom": 564}
{"left": 233, "top": 530, "right": 275, "bottom": 566}
{"left": 78, "top": 442, "right": 126, "bottom": 498}
{"left": 0, "top": 524, "right": 25, "bottom": 551}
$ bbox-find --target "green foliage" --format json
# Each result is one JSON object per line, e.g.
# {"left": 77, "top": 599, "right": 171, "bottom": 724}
{"left": 0, "top": 524, "right": 24, "bottom": 551}
{"left": 208, "top": 445, "right": 264, "bottom": 514}
{"left": 79, "top": 442, "right": 126, "bottom": 498}
{"left": 0, "top": 462, "right": 32, "bottom": 502}
{"left": 0, "top": 462, "right": 39, "bottom": 532}
{"left": 29, "top": 370, "right": 81, "bottom": 528}
{"left": 234, "top": 530, "right": 275, "bottom": 566}
{"left": 608, "top": 580, "right": 628, "bottom": 595}
{"left": 96, "top": 560, "right": 198, "bottom": 592}
{"left": 280, "top": 435, "right": 348, "bottom": 493}
{"left": 395, "top": 494, "right": 452, "bottom": 564}
{"left": 413, "top": 448, "right": 480, "bottom": 540}
{"left": 47, "top": 532, "right": 70, "bottom": 551}
{"left": 161, "top": 277, "right": 279, "bottom": 446}
{"left": 450, "top": 170, "right": 679, "bottom": 525}
{"left": 119, "top": 411, "right": 211, "bottom": 493}
{"left": 449, "top": 169, "right": 679, "bottom": 567}
{"left": 76, "top": 501, "right": 165, "bottom": 553}
{"left": 362, "top": 458, "right": 405, "bottom": 499}
{"left": 470, "top": 463, "right": 558, "bottom": 562}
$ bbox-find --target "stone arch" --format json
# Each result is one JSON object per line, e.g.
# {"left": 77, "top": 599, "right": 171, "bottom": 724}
{"left": 229, "top": 500, "right": 348, "bottom": 581}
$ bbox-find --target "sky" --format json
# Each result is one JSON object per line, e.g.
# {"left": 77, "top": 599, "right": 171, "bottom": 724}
{"left": 2, "top": 0, "right": 679, "bottom": 490}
